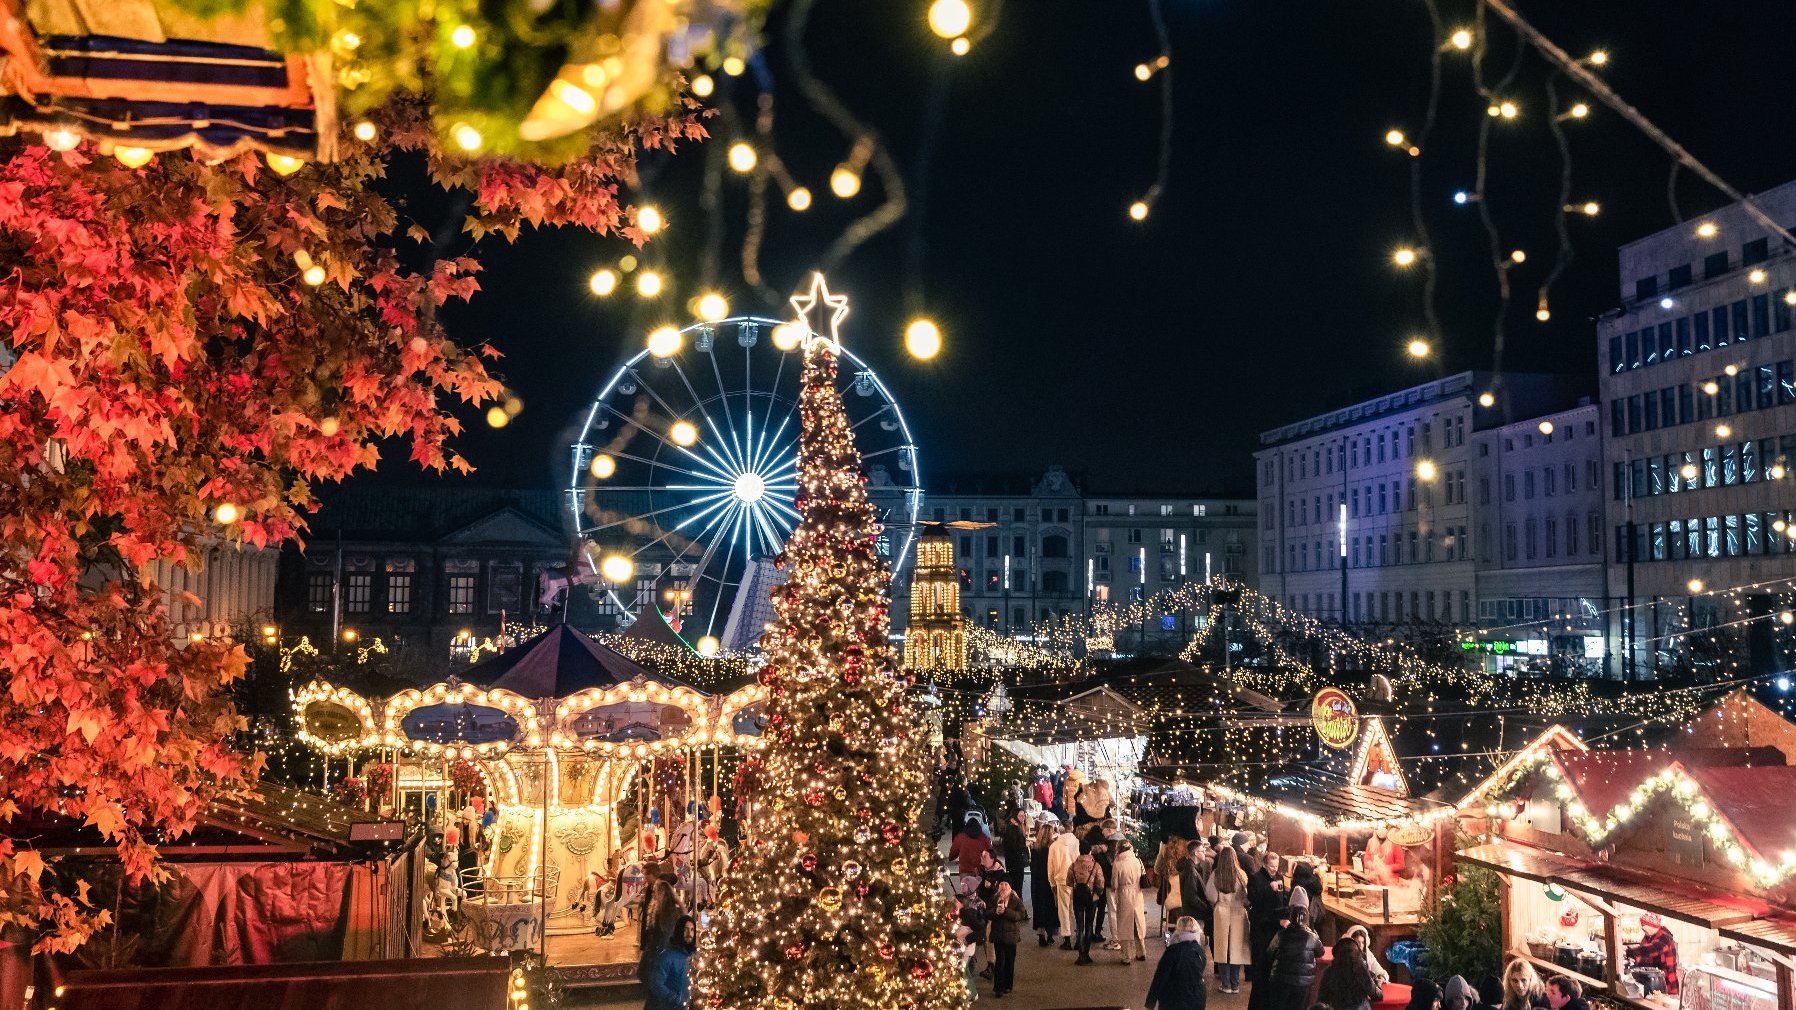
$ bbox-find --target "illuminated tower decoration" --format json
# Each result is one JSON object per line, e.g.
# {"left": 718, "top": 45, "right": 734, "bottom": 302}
{"left": 693, "top": 273, "right": 965, "bottom": 1010}
{"left": 904, "top": 525, "right": 967, "bottom": 671}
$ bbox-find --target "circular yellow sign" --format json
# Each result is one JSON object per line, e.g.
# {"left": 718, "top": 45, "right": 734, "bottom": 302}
{"left": 1311, "top": 687, "right": 1360, "bottom": 750}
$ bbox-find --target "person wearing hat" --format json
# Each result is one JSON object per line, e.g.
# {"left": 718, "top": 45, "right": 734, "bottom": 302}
{"left": 1626, "top": 913, "right": 1680, "bottom": 994}
{"left": 1147, "top": 916, "right": 1209, "bottom": 1010}
{"left": 1258, "top": 899, "right": 1323, "bottom": 1010}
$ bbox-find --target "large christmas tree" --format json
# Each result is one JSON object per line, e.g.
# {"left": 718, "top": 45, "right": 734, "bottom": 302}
{"left": 694, "top": 274, "right": 965, "bottom": 1010}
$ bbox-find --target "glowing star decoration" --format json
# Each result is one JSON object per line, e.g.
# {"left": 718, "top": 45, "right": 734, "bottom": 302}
{"left": 787, "top": 271, "right": 851, "bottom": 355}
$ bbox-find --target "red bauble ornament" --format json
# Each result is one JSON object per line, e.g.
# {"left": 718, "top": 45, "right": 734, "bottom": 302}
{"left": 909, "top": 961, "right": 933, "bottom": 983}
{"left": 879, "top": 942, "right": 896, "bottom": 959}
{"left": 801, "top": 851, "right": 818, "bottom": 871}
{"left": 857, "top": 807, "right": 873, "bottom": 819}
{"left": 881, "top": 822, "right": 902, "bottom": 844}
{"left": 804, "top": 789, "right": 825, "bottom": 807}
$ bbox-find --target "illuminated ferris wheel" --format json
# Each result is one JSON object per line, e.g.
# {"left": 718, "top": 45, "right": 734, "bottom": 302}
{"left": 567, "top": 316, "right": 922, "bottom": 651}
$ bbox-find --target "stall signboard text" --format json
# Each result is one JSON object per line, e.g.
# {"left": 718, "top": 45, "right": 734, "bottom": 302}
{"left": 1311, "top": 688, "right": 1359, "bottom": 750}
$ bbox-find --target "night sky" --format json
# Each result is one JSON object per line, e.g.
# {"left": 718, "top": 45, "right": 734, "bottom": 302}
{"left": 417, "top": 0, "right": 1796, "bottom": 498}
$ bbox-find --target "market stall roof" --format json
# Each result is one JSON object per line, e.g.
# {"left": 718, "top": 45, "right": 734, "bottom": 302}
{"left": 1551, "top": 748, "right": 1785, "bottom": 819}
{"left": 624, "top": 605, "right": 699, "bottom": 653}
{"left": 53, "top": 956, "right": 509, "bottom": 1010}
{"left": 462, "top": 623, "right": 694, "bottom": 697}
{"left": 1457, "top": 725, "right": 1587, "bottom": 811}
{"left": 1680, "top": 764, "right": 1796, "bottom": 864}
{"left": 1460, "top": 842, "right": 1766, "bottom": 928}
{"left": 1720, "top": 916, "right": 1796, "bottom": 958}
{"left": 986, "top": 684, "right": 1147, "bottom": 746}
{"left": 6, "top": 781, "right": 407, "bottom": 860}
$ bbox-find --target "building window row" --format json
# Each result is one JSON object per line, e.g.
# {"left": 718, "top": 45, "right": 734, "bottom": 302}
{"left": 1612, "top": 435, "right": 1796, "bottom": 501}
{"left": 1610, "top": 358, "right": 1796, "bottom": 437}
{"left": 1618, "top": 510, "right": 1796, "bottom": 563}
{"left": 1629, "top": 236, "right": 1773, "bottom": 305}
{"left": 1608, "top": 292, "right": 1792, "bottom": 375}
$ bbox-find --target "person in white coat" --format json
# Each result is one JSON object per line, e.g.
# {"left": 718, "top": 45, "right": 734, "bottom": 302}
{"left": 1048, "top": 823, "right": 1082, "bottom": 950}
{"left": 1205, "top": 846, "right": 1253, "bottom": 993}
{"left": 1111, "top": 839, "right": 1149, "bottom": 964}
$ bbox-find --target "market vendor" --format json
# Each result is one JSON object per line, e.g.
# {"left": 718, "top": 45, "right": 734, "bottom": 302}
{"left": 1361, "top": 826, "right": 1406, "bottom": 885}
{"left": 1626, "top": 913, "right": 1680, "bottom": 995}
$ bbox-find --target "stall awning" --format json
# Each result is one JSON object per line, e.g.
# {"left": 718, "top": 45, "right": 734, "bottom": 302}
{"left": 1553, "top": 865, "right": 1760, "bottom": 928}
{"left": 1721, "top": 917, "right": 1796, "bottom": 959}
{"left": 1457, "top": 842, "right": 1590, "bottom": 884}
{"left": 55, "top": 956, "right": 510, "bottom": 1010}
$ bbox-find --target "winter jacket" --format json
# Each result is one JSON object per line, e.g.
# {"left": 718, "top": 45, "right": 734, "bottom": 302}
{"left": 1265, "top": 923, "right": 1324, "bottom": 991}
{"left": 1246, "top": 868, "right": 1289, "bottom": 931}
{"left": 949, "top": 831, "right": 992, "bottom": 876}
{"left": 646, "top": 946, "right": 691, "bottom": 1010}
{"left": 988, "top": 895, "right": 1029, "bottom": 945}
{"left": 1048, "top": 832, "right": 1081, "bottom": 885}
{"left": 1319, "top": 957, "right": 1384, "bottom": 1010}
{"left": 1068, "top": 853, "right": 1106, "bottom": 894}
{"left": 1113, "top": 851, "right": 1148, "bottom": 943}
{"left": 1147, "top": 939, "right": 1211, "bottom": 1010}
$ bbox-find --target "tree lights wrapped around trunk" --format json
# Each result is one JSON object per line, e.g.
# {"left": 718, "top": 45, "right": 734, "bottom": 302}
{"left": 693, "top": 275, "right": 966, "bottom": 1010}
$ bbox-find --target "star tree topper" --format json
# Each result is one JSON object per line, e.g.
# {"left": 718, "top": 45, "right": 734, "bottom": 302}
{"left": 789, "top": 271, "right": 850, "bottom": 354}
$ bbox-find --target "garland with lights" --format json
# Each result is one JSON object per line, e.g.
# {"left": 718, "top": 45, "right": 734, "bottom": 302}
{"left": 692, "top": 276, "right": 964, "bottom": 1010}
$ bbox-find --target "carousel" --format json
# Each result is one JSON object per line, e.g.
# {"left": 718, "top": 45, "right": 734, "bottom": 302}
{"left": 294, "top": 623, "right": 766, "bottom": 983}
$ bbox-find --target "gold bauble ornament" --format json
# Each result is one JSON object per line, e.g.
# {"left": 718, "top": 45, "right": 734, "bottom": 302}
{"left": 817, "top": 886, "right": 844, "bottom": 911}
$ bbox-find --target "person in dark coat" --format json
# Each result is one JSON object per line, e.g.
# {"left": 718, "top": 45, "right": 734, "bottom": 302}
{"left": 1147, "top": 915, "right": 1210, "bottom": 1010}
{"left": 998, "top": 812, "right": 1029, "bottom": 895}
{"left": 1544, "top": 976, "right": 1589, "bottom": 1010}
{"left": 645, "top": 915, "right": 695, "bottom": 1010}
{"left": 1289, "top": 860, "right": 1324, "bottom": 915}
{"left": 1408, "top": 979, "right": 1442, "bottom": 1010}
{"left": 637, "top": 873, "right": 685, "bottom": 986}
{"left": 988, "top": 881, "right": 1029, "bottom": 998}
{"left": 1261, "top": 904, "right": 1324, "bottom": 1010}
{"left": 1246, "top": 851, "right": 1290, "bottom": 1010}
{"left": 1030, "top": 821, "right": 1060, "bottom": 946}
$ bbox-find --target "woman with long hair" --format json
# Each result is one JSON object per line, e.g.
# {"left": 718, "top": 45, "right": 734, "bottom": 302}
{"left": 1204, "top": 846, "right": 1252, "bottom": 992}
{"left": 1030, "top": 821, "right": 1061, "bottom": 947}
{"left": 1502, "top": 957, "right": 1549, "bottom": 1010}
{"left": 1319, "top": 936, "right": 1385, "bottom": 1010}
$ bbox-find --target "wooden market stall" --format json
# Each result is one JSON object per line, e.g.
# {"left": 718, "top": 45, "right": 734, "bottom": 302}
{"left": 1198, "top": 707, "right": 1456, "bottom": 960}
{"left": 1459, "top": 742, "right": 1796, "bottom": 1010}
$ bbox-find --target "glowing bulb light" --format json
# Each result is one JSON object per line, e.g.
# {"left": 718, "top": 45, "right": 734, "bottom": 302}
{"left": 1581, "top": 202, "right": 1600, "bottom": 216}
{"left": 1681, "top": 463, "right": 1699, "bottom": 481}
{"left": 1538, "top": 420, "right": 1555, "bottom": 435}
{"left": 353, "top": 120, "right": 378, "bottom": 142}
{"left": 1134, "top": 64, "right": 1152, "bottom": 82}
{"left": 637, "top": 205, "right": 665, "bottom": 234}
{"left": 1393, "top": 247, "right": 1419, "bottom": 267}
{"left": 905, "top": 318, "right": 943, "bottom": 360}
{"left": 1450, "top": 29, "right": 1473, "bottom": 50}
{"left": 1570, "top": 103, "right": 1590, "bottom": 119}
{"left": 1688, "top": 579, "right": 1705, "bottom": 594}
{"left": 928, "top": 0, "right": 972, "bottom": 39}
{"left": 728, "top": 142, "right": 757, "bottom": 173}
{"left": 1749, "top": 268, "right": 1767, "bottom": 284}
{"left": 1589, "top": 50, "right": 1609, "bottom": 66}
{"left": 1478, "top": 392, "right": 1496, "bottom": 408}
{"left": 1385, "top": 129, "right": 1407, "bottom": 147}
{"left": 772, "top": 322, "right": 805, "bottom": 351}
{"left": 950, "top": 36, "right": 970, "bottom": 56}
{"left": 1697, "top": 221, "right": 1718, "bottom": 238}
{"left": 302, "top": 264, "right": 327, "bottom": 286}
{"left": 1716, "top": 423, "right": 1733, "bottom": 439}
{"left": 451, "top": 123, "right": 482, "bottom": 152}
{"left": 696, "top": 292, "right": 730, "bottom": 321}
{"left": 787, "top": 187, "right": 813, "bottom": 212}
{"left": 589, "top": 268, "right": 619, "bottom": 296}
{"left": 1702, "top": 381, "right": 1720, "bottom": 395}
{"left": 1129, "top": 200, "right": 1150, "bottom": 222}
{"left": 40, "top": 126, "right": 80, "bottom": 151}
{"left": 1415, "top": 459, "right": 1438, "bottom": 482}
{"left": 213, "top": 502, "right": 240, "bottom": 525}
{"left": 450, "top": 24, "right": 476, "bottom": 49}
{"left": 722, "top": 56, "right": 746, "bottom": 77}
{"left": 1770, "top": 464, "right": 1787, "bottom": 480}
{"left": 697, "top": 636, "right": 720, "bottom": 658}
{"left": 600, "top": 555, "right": 634, "bottom": 583}
{"left": 114, "top": 146, "right": 154, "bottom": 168}
{"left": 830, "top": 165, "right": 861, "bottom": 199}
{"left": 264, "top": 152, "right": 305, "bottom": 177}
{"left": 636, "top": 270, "right": 664, "bottom": 297}
{"left": 1510, "top": 249, "right": 1527, "bottom": 264}
{"left": 590, "top": 454, "right": 617, "bottom": 479}
{"left": 669, "top": 420, "right": 699, "bottom": 446}
{"left": 486, "top": 406, "right": 510, "bottom": 428}
{"left": 1406, "top": 338, "right": 1430, "bottom": 358}
{"left": 647, "top": 325, "right": 682, "bottom": 357}
{"left": 691, "top": 74, "right": 715, "bottom": 98}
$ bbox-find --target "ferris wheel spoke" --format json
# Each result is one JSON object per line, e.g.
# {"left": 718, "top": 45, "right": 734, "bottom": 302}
{"left": 748, "top": 401, "right": 797, "bottom": 475}
{"left": 626, "top": 494, "right": 739, "bottom": 560}
{"left": 593, "top": 402, "right": 738, "bottom": 485}
{"left": 706, "top": 351, "right": 741, "bottom": 468}
{"left": 626, "top": 366, "right": 694, "bottom": 438}
{"left": 848, "top": 403, "right": 895, "bottom": 433}
{"left": 697, "top": 507, "right": 749, "bottom": 637}
{"left": 582, "top": 489, "right": 737, "bottom": 535}
{"left": 671, "top": 360, "right": 747, "bottom": 474}
{"left": 749, "top": 503, "right": 791, "bottom": 557}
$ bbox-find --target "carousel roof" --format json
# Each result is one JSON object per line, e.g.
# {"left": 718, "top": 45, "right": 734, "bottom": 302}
{"left": 461, "top": 623, "right": 694, "bottom": 698}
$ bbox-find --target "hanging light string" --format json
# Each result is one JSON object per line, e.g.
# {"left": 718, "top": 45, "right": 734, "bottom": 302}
{"left": 784, "top": 0, "right": 907, "bottom": 274}
{"left": 1533, "top": 73, "right": 1576, "bottom": 325}
{"left": 1405, "top": 0, "right": 1446, "bottom": 346}
{"left": 1468, "top": 1, "right": 1528, "bottom": 391}
{"left": 1480, "top": 0, "right": 1796, "bottom": 250}
{"left": 1129, "top": 0, "right": 1174, "bottom": 220}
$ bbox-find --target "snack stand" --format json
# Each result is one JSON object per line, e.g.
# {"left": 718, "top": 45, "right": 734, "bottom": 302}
{"left": 1458, "top": 743, "right": 1796, "bottom": 1010}
{"left": 1199, "top": 704, "right": 1455, "bottom": 962}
